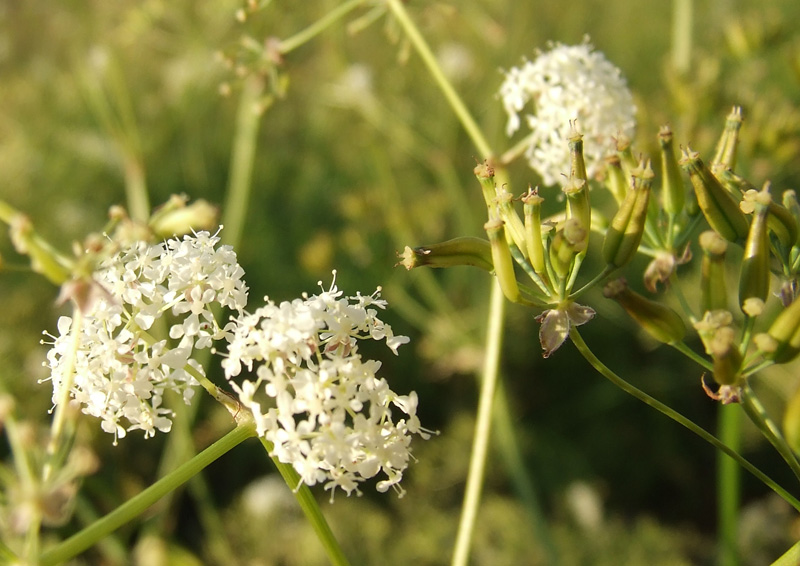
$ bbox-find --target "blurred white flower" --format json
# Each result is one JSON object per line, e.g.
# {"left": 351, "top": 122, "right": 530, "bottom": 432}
{"left": 223, "top": 276, "right": 429, "bottom": 499}
{"left": 43, "top": 230, "right": 247, "bottom": 443}
{"left": 499, "top": 40, "right": 636, "bottom": 186}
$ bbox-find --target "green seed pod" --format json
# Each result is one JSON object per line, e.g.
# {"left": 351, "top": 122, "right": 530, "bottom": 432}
{"left": 494, "top": 186, "right": 527, "bottom": 254}
{"left": 602, "top": 161, "right": 654, "bottom": 269}
{"left": 680, "top": 148, "right": 749, "bottom": 243}
{"left": 522, "top": 188, "right": 547, "bottom": 278}
{"left": 615, "top": 134, "right": 638, "bottom": 180}
{"left": 564, "top": 130, "right": 591, "bottom": 236}
{"left": 549, "top": 218, "right": 587, "bottom": 280}
{"left": 764, "top": 294, "right": 800, "bottom": 363}
{"left": 699, "top": 230, "right": 729, "bottom": 312}
{"left": 603, "top": 278, "right": 686, "bottom": 344}
{"left": 711, "top": 106, "right": 743, "bottom": 173}
{"left": 767, "top": 200, "right": 799, "bottom": 249}
{"left": 398, "top": 237, "right": 493, "bottom": 272}
{"left": 603, "top": 154, "right": 628, "bottom": 205}
{"left": 568, "top": 129, "right": 589, "bottom": 182}
{"left": 485, "top": 219, "right": 521, "bottom": 303}
{"left": 738, "top": 189, "right": 771, "bottom": 309}
{"left": 474, "top": 161, "right": 497, "bottom": 211}
{"left": 782, "top": 384, "right": 800, "bottom": 453}
{"left": 709, "top": 326, "right": 743, "bottom": 386}
{"left": 658, "top": 125, "right": 685, "bottom": 216}
{"left": 783, "top": 190, "right": 800, "bottom": 247}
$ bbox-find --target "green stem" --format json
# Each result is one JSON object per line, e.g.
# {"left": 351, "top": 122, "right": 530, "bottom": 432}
{"left": 385, "top": 0, "right": 493, "bottom": 159}
{"left": 278, "top": 0, "right": 366, "bottom": 55}
{"left": 221, "top": 76, "right": 266, "bottom": 249}
{"left": 569, "top": 327, "right": 800, "bottom": 512}
{"left": 772, "top": 540, "right": 800, "bottom": 566}
{"left": 39, "top": 425, "right": 255, "bottom": 566}
{"left": 717, "top": 403, "right": 742, "bottom": 566}
{"left": 670, "top": 341, "right": 714, "bottom": 372}
{"left": 257, "top": 437, "right": 352, "bottom": 566}
{"left": 451, "top": 281, "right": 506, "bottom": 566}
{"left": 740, "top": 382, "right": 800, "bottom": 484}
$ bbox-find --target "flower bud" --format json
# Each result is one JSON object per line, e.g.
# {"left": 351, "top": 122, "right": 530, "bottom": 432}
{"left": 149, "top": 197, "right": 218, "bottom": 238}
{"left": 680, "top": 148, "right": 748, "bottom": 243}
{"left": 602, "top": 160, "right": 653, "bottom": 269}
{"left": 603, "top": 278, "right": 686, "bottom": 344}
{"left": 522, "top": 188, "right": 547, "bottom": 277}
{"left": 699, "top": 230, "right": 729, "bottom": 312}
{"left": 658, "top": 125, "right": 685, "bottom": 216}
{"left": 550, "top": 218, "right": 587, "bottom": 280}
{"left": 763, "top": 293, "right": 800, "bottom": 363}
{"left": 485, "top": 219, "right": 521, "bottom": 303}
{"left": 738, "top": 187, "right": 771, "bottom": 309}
{"left": 398, "top": 237, "right": 493, "bottom": 272}
{"left": 711, "top": 106, "right": 743, "bottom": 173}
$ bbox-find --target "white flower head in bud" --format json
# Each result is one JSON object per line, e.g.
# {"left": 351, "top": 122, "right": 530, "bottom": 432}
{"left": 499, "top": 39, "right": 636, "bottom": 186}
{"left": 223, "top": 273, "right": 430, "bottom": 500}
{"left": 42, "top": 229, "right": 248, "bottom": 444}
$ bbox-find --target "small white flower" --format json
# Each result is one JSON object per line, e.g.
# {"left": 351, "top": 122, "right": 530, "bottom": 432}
{"left": 224, "top": 276, "right": 429, "bottom": 499}
{"left": 499, "top": 40, "right": 636, "bottom": 186}
{"left": 43, "top": 230, "right": 248, "bottom": 443}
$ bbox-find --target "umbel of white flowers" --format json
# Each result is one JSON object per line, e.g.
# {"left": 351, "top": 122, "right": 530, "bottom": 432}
{"left": 43, "top": 231, "right": 248, "bottom": 443}
{"left": 43, "top": 231, "right": 428, "bottom": 497}
{"left": 223, "top": 275, "right": 432, "bottom": 499}
{"left": 498, "top": 39, "right": 636, "bottom": 186}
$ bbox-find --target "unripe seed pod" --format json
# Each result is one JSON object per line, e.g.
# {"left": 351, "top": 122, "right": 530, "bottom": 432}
{"left": 602, "top": 161, "right": 654, "bottom": 269}
{"left": 699, "top": 230, "right": 729, "bottom": 312}
{"left": 767, "top": 201, "right": 799, "bottom": 250}
{"left": 782, "top": 384, "right": 800, "bottom": 453}
{"left": 738, "top": 188, "right": 771, "bottom": 309}
{"left": 616, "top": 134, "right": 638, "bottom": 180}
{"left": 474, "top": 161, "right": 497, "bottom": 211}
{"left": 603, "top": 278, "right": 686, "bottom": 344}
{"left": 709, "top": 326, "right": 743, "bottom": 386}
{"left": 658, "top": 126, "right": 685, "bottom": 216}
{"left": 783, "top": 190, "right": 800, "bottom": 247}
{"left": 680, "top": 148, "right": 749, "bottom": 243}
{"left": 522, "top": 188, "right": 547, "bottom": 277}
{"left": 711, "top": 106, "right": 743, "bottom": 173}
{"left": 603, "top": 155, "right": 628, "bottom": 205}
{"left": 550, "top": 218, "right": 586, "bottom": 280}
{"left": 485, "top": 219, "right": 521, "bottom": 303}
{"left": 398, "top": 237, "right": 493, "bottom": 272}
{"left": 494, "top": 186, "right": 527, "bottom": 254}
{"left": 764, "top": 294, "right": 800, "bottom": 363}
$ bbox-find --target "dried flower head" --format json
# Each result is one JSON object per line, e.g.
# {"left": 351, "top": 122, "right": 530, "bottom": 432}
{"left": 43, "top": 230, "right": 247, "bottom": 443}
{"left": 499, "top": 40, "right": 636, "bottom": 186}
{"left": 223, "top": 275, "right": 429, "bottom": 499}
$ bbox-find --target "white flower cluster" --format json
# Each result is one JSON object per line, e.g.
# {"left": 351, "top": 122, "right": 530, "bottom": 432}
{"left": 43, "top": 231, "right": 247, "bottom": 443}
{"left": 499, "top": 40, "right": 636, "bottom": 186}
{"left": 223, "top": 278, "right": 428, "bottom": 498}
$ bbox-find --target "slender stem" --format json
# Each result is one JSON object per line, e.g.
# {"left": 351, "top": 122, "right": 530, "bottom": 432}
{"left": 568, "top": 265, "right": 613, "bottom": 301}
{"left": 221, "top": 76, "right": 266, "bottom": 249}
{"left": 670, "top": 341, "right": 714, "bottom": 372}
{"left": 278, "top": 0, "right": 366, "bottom": 55}
{"left": 451, "top": 281, "right": 506, "bottom": 566}
{"left": 385, "top": 0, "right": 493, "bottom": 159}
{"left": 740, "top": 383, "right": 800, "bottom": 484}
{"left": 717, "top": 403, "right": 742, "bottom": 566}
{"left": 569, "top": 327, "right": 800, "bottom": 512}
{"left": 39, "top": 425, "right": 255, "bottom": 566}
{"left": 257, "top": 437, "right": 352, "bottom": 566}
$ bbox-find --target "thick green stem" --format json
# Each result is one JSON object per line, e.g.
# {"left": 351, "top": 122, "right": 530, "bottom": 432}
{"left": 257, "top": 437, "right": 352, "bottom": 566}
{"left": 451, "top": 281, "right": 506, "bottom": 566}
{"left": 717, "top": 403, "right": 742, "bottom": 566}
{"left": 39, "top": 425, "right": 255, "bottom": 566}
{"left": 569, "top": 327, "right": 800, "bottom": 512}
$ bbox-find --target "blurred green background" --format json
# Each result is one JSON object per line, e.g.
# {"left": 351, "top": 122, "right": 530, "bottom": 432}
{"left": 3, "top": 1, "right": 800, "bottom": 564}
